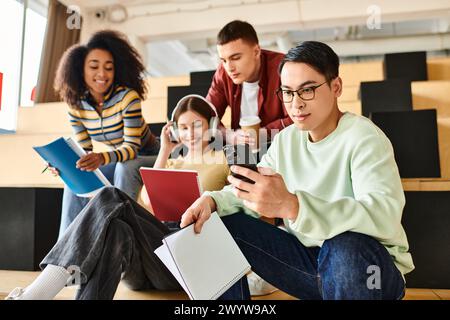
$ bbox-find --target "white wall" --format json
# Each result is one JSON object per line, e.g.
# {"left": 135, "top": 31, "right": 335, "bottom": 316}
{"left": 58, "top": 0, "right": 450, "bottom": 75}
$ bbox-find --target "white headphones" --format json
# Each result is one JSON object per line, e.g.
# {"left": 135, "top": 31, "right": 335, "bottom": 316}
{"left": 169, "top": 94, "right": 220, "bottom": 143}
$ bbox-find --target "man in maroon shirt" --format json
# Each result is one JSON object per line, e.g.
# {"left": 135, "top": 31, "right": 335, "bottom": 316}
{"left": 207, "top": 20, "right": 293, "bottom": 146}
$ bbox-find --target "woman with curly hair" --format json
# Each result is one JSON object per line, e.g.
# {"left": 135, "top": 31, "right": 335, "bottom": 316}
{"left": 52, "top": 30, "right": 160, "bottom": 237}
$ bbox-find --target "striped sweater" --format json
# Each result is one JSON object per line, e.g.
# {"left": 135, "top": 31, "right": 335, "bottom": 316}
{"left": 68, "top": 86, "right": 151, "bottom": 165}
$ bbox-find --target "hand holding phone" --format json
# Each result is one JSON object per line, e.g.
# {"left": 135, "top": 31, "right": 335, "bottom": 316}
{"left": 223, "top": 144, "right": 258, "bottom": 185}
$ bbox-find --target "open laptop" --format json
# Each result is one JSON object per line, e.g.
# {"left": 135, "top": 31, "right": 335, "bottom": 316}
{"left": 139, "top": 168, "right": 202, "bottom": 222}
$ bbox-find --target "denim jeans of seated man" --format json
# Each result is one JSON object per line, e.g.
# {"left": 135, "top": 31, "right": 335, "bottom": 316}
{"left": 58, "top": 139, "right": 161, "bottom": 239}
{"left": 218, "top": 212, "right": 406, "bottom": 300}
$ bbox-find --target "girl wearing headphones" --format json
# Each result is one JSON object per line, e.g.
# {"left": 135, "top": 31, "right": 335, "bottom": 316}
{"left": 138, "top": 94, "right": 231, "bottom": 219}
{"left": 150, "top": 94, "right": 229, "bottom": 193}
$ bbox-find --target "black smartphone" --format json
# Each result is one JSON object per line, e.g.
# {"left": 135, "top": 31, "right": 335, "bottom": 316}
{"left": 223, "top": 144, "right": 258, "bottom": 184}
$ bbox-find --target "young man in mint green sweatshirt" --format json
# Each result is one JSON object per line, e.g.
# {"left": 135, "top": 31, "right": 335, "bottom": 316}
{"left": 180, "top": 41, "right": 414, "bottom": 300}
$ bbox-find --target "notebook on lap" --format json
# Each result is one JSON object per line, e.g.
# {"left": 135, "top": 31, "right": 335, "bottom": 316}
{"left": 139, "top": 168, "right": 202, "bottom": 222}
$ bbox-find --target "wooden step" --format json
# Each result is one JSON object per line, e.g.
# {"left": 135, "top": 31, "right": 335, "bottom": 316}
{"left": 0, "top": 270, "right": 295, "bottom": 300}
{"left": 0, "top": 270, "right": 448, "bottom": 300}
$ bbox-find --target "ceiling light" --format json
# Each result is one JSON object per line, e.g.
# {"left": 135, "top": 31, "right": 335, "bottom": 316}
{"left": 107, "top": 4, "right": 128, "bottom": 23}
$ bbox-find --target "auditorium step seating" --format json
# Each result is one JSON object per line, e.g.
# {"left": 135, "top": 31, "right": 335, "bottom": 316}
{"left": 8, "top": 80, "right": 450, "bottom": 185}
{"left": 1, "top": 57, "right": 450, "bottom": 293}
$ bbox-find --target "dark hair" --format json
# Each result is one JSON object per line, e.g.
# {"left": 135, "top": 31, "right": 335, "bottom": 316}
{"left": 173, "top": 97, "right": 214, "bottom": 124}
{"left": 54, "top": 30, "right": 147, "bottom": 109}
{"left": 278, "top": 41, "right": 339, "bottom": 84}
{"left": 217, "top": 20, "right": 259, "bottom": 46}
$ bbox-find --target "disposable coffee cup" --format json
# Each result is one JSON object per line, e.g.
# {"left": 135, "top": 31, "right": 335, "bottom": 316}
{"left": 239, "top": 116, "right": 261, "bottom": 150}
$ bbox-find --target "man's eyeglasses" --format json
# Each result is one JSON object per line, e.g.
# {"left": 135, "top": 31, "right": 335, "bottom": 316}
{"left": 276, "top": 81, "right": 327, "bottom": 103}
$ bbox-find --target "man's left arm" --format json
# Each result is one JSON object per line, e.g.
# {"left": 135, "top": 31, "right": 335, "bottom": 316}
{"left": 227, "top": 132, "right": 406, "bottom": 243}
{"left": 288, "top": 134, "right": 406, "bottom": 242}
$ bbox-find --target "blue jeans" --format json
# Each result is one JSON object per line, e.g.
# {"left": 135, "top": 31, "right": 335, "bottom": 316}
{"left": 58, "top": 139, "right": 160, "bottom": 239}
{"left": 219, "top": 212, "right": 406, "bottom": 300}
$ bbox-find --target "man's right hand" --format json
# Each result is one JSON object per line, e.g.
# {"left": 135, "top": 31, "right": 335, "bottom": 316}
{"left": 180, "top": 195, "right": 217, "bottom": 233}
{"left": 46, "top": 163, "right": 59, "bottom": 176}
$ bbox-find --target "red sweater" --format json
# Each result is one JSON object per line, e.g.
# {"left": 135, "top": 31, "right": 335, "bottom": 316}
{"left": 206, "top": 49, "right": 293, "bottom": 133}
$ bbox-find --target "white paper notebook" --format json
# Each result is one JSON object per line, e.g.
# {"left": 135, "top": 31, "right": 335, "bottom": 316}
{"left": 154, "top": 212, "right": 251, "bottom": 300}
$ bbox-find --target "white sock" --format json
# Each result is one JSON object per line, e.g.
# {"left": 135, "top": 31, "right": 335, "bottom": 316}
{"left": 20, "top": 265, "right": 71, "bottom": 300}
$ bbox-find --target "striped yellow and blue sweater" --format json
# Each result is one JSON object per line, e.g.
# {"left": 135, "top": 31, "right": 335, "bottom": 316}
{"left": 68, "top": 86, "right": 150, "bottom": 165}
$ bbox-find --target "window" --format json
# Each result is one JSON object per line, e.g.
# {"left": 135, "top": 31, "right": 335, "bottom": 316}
{"left": 0, "top": 0, "right": 24, "bottom": 130}
{"left": 20, "top": 2, "right": 47, "bottom": 107}
{"left": 0, "top": 0, "right": 47, "bottom": 131}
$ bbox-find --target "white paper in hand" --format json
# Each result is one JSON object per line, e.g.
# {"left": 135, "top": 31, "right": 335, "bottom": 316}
{"left": 154, "top": 212, "right": 251, "bottom": 300}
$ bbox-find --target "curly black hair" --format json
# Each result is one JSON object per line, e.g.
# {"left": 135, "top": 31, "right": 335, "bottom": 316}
{"left": 54, "top": 30, "right": 147, "bottom": 109}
